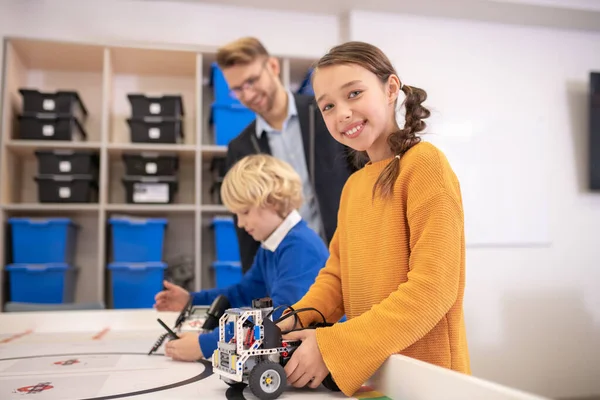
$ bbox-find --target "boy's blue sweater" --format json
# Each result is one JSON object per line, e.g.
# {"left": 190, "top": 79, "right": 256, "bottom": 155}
{"left": 191, "top": 218, "right": 329, "bottom": 357}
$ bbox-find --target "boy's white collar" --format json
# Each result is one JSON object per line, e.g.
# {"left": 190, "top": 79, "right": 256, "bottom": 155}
{"left": 261, "top": 210, "right": 302, "bottom": 252}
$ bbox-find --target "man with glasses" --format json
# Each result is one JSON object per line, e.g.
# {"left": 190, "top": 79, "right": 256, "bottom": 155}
{"left": 216, "top": 37, "right": 357, "bottom": 273}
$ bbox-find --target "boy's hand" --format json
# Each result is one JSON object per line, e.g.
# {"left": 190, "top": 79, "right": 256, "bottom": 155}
{"left": 154, "top": 280, "right": 190, "bottom": 311}
{"left": 282, "top": 330, "right": 329, "bottom": 389}
{"left": 165, "top": 332, "right": 203, "bottom": 361}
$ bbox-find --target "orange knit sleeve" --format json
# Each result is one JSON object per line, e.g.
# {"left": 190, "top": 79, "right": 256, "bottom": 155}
{"left": 289, "top": 228, "right": 345, "bottom": 327}
{"left": 315, "top": 189, "right": 464, "bottom": 396}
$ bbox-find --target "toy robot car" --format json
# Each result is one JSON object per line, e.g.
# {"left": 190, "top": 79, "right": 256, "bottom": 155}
{"left": 211, "top": 297, "right": 339, "bottom": 400}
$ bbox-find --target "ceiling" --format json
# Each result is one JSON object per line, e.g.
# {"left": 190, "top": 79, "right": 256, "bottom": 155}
{"left": 139, "top": 0, "right": 600, "bottom": 32}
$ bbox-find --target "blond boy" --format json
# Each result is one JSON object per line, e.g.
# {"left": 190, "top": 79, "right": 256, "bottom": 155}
{"left": 155, "top": 154, "right": 329, "bottom": 361}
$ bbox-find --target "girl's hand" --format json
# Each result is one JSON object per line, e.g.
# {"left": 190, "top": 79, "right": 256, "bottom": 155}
{"left": 165, "top": 332, "right": 203, "bottom": 361}
{"left": 282, "top": 329, "right": 329, "bottom": 389}
{"left": 276, "top": 315, "right": 297, "bottom": 334}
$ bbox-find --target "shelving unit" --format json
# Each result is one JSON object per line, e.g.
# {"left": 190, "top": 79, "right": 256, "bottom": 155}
{"left": 0, "top": 37, "right": 316, "bottom": 311}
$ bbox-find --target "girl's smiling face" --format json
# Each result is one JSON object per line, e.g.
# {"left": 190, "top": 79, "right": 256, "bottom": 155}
{"left": 313, "top": 63, "right": 400, "bottom": 161}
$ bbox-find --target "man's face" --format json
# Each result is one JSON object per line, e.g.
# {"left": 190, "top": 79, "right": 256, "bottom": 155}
{"left": 222, "top": 57, "right": 280, "bottom": 115}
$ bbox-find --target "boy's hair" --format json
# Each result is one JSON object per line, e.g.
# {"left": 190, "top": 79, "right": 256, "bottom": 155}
{"left": 313, "top": 41, "right": 431, "bottom": 200}
{"left": 220, "top": 154, "right": 303, "bottom": 217}
{"left": 216, "top": 37, "right": 270, "bottom": 69}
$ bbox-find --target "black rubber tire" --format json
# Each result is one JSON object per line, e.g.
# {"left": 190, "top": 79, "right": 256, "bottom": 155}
{"left": 248, "top": 360, "right": 287, "bottom": 400}
{"left": 225, "top": 380, "right": 247, "bottom": 390}
{"left": 322, "top": 374, "right": 341, "bottom": 392}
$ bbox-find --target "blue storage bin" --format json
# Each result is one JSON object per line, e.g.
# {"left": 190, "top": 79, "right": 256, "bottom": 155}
{"left": 5, "top": 263, "right": 77, "bottom": 304}
{"left": 211, "top": 103, "right": 256, "bottom": 146}
{"left": 109, "top": 216, "right": 167, "bottom": 262}
{"left": 210, "top": 62, "right": 240, "bottom": 105}
{"left": 212, "top": 261, "right": 242, "bottom": 288}
{"left": 212, "top": 216, "right": 240, "bottom": 261}
{"left": 9, "top": 217, "right": 78, "bottom": 264}
{"left": 296, "top": 68, "right": 315, "bottom": 95}
{"left": 108, "top": 262, "right": 167, "bottom": 309}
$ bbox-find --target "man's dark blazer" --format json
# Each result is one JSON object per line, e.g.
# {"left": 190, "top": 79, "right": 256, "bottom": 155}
{"left": 225, "top": 93, "right": 358, "bottom": 273}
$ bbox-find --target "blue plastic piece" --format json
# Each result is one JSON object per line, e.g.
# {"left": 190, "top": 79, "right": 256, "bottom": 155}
{"left": 212, "top": 217, "right": 240, "bottom": 261}
{"left": 296, "top": 68, "right": 315, "bottom": 95}
{"left": 8, "top": 217, "right": 78, "bottom": 264}
{"left": 225, "top": 321, "right": 235, "bottom": 342}
{"left": 210, "top": 102, "right": 256, "bottom": 146}
{"left": 210, "top": 62, "right": 241, "bottom": 105}
{"left": 5, "top": 263, "right": 76, "bottom": 304}
{"left": 108, "top": 217, "right": 167, "bottom": 262}
{"left": 108, "top": 262, "right": 167, "bottom": 309}
{"left": 254, "top": 325, "right": 261, "bottom": 341}
{"left": 212, "top": 261, "right": 242, "bottom": 288}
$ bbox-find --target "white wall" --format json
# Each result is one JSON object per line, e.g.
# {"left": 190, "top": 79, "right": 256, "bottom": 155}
{"left": 0, "top": 0, "right": 338, "bottom": 57}
{"left": 348, "top": 10, "right": 600, "bottom": 399}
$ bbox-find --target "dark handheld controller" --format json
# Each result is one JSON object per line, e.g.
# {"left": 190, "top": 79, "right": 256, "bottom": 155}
{"left": 201, "top": 294, "right": 231, "bottom": 331}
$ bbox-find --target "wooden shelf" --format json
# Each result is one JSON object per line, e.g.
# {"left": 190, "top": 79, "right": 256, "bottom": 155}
{"left": 5, "top": 140, "right": 102, "bottom": 156}
{"left": 200, "top": 145, "right": 227, "bottom": 163}
{"left": 0, "top": 35, "right": 316, "bottom": 311}
{"left": 2, "top": 203, "right": 99, "bottom": 212}
{"left": 107, "top": 143, "right": 197, "bottom": 159}
{"left": 106, "top": 204, "right": 196, "bottom": 213}
{"left": 200, "top": 144, "right": 227, "bottom": 155}
{"left": 201, "top": 204, "right": 230, "bottom": 213}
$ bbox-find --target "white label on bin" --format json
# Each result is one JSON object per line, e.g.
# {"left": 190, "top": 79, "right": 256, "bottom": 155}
{"left": 59, "top": 161, "right": 72, "bottom": 172}
{"left": 42, "top": 125, "right": 55, "bottom": 136}
{"left": 149, "top": 103, "right": 161, "bottom": 114}
{"left": 133, "top": 183, "right": 169, "bottom": 203}
{"left": 43, "top": 99, "right": 55, "bottom": 111}
{"left": 59, "top": 187, "right": 71, "bottom": 198}
{"left": 145, "top": 162, "right": 158, "bottom": 174}
{"left": 148, "top": 127, "right": 160, "bottom": 139}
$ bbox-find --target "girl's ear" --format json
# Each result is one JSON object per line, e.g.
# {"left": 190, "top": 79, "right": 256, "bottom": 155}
{"left": 386, "top": 74, "right": 401, "bottom": 104}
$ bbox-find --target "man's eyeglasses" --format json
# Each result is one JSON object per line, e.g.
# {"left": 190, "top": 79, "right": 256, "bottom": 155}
{"left": 229, "top": 61, "right": 268, "bottom": 99}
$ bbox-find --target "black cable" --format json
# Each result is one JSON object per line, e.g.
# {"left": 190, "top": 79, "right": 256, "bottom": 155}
{"left": 275, "top": 307, "right": 326, "bottom": 325}
{"left": 274, "top": 307, "right": 327, "bottom": 334}
{"left": 265, "top": 304, "right": 289, "bottom": 320}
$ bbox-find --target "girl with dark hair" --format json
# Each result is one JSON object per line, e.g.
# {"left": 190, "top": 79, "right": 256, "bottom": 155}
{"left": 278, "top": 41, "right": 471, "bottom": 397}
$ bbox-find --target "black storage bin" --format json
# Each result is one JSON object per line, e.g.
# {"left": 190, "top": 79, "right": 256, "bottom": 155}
{"left": 122, "top": 176, "right": 178, "bottom": 204}
{"left": 127, "top": 94, "right": 184, "bottom": 118}
{"left": 35, "top": 150, "right": 99, "bottom": 177}
{"left": 19, "top": 89, "right": 88, "bottom": 122}
{"left": 122, "top": 153, "right": 179, "bottom": 176}
{"left": 34, "top": 175, "right": 98, "bottom": 203}
{"left": 126, "top": 118, "right": 183, "bottom": 144}
{"left": 210, "top": 157, "right": 227, "bottom": 179}
{"left": 210, "top": 179, "right": 223, "bottom": 204}
{"left": 18, "top": 115, "right": 87, "bottom": 141}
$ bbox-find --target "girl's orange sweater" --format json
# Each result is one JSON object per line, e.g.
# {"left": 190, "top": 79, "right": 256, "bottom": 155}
{"left": 290, "top": 141, "right": 471, "bottom": 397}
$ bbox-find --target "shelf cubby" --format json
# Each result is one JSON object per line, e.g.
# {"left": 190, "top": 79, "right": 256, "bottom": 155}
{"left": 107, "top": 46, "right": 198, "bottom": 146}
{"left": 2, "top": 208, "right": 102, "bottom": 305}
{"left": 106, "top": 150, "right": 195, "bottom": 206}
{"left": 104, "top": 209, "right": 197, "bottom": 297}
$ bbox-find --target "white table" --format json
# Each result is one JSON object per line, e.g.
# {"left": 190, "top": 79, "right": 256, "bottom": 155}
{"left": 0, "top": 309, "right": 550, "bottom": 400}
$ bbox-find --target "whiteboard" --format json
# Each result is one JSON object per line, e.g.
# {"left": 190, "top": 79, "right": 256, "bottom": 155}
{"left": 349, "top": 12, "right": 557, "bottom": 247}
{"left": 420, "top": 109, "right": 552, "bottom": 247}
